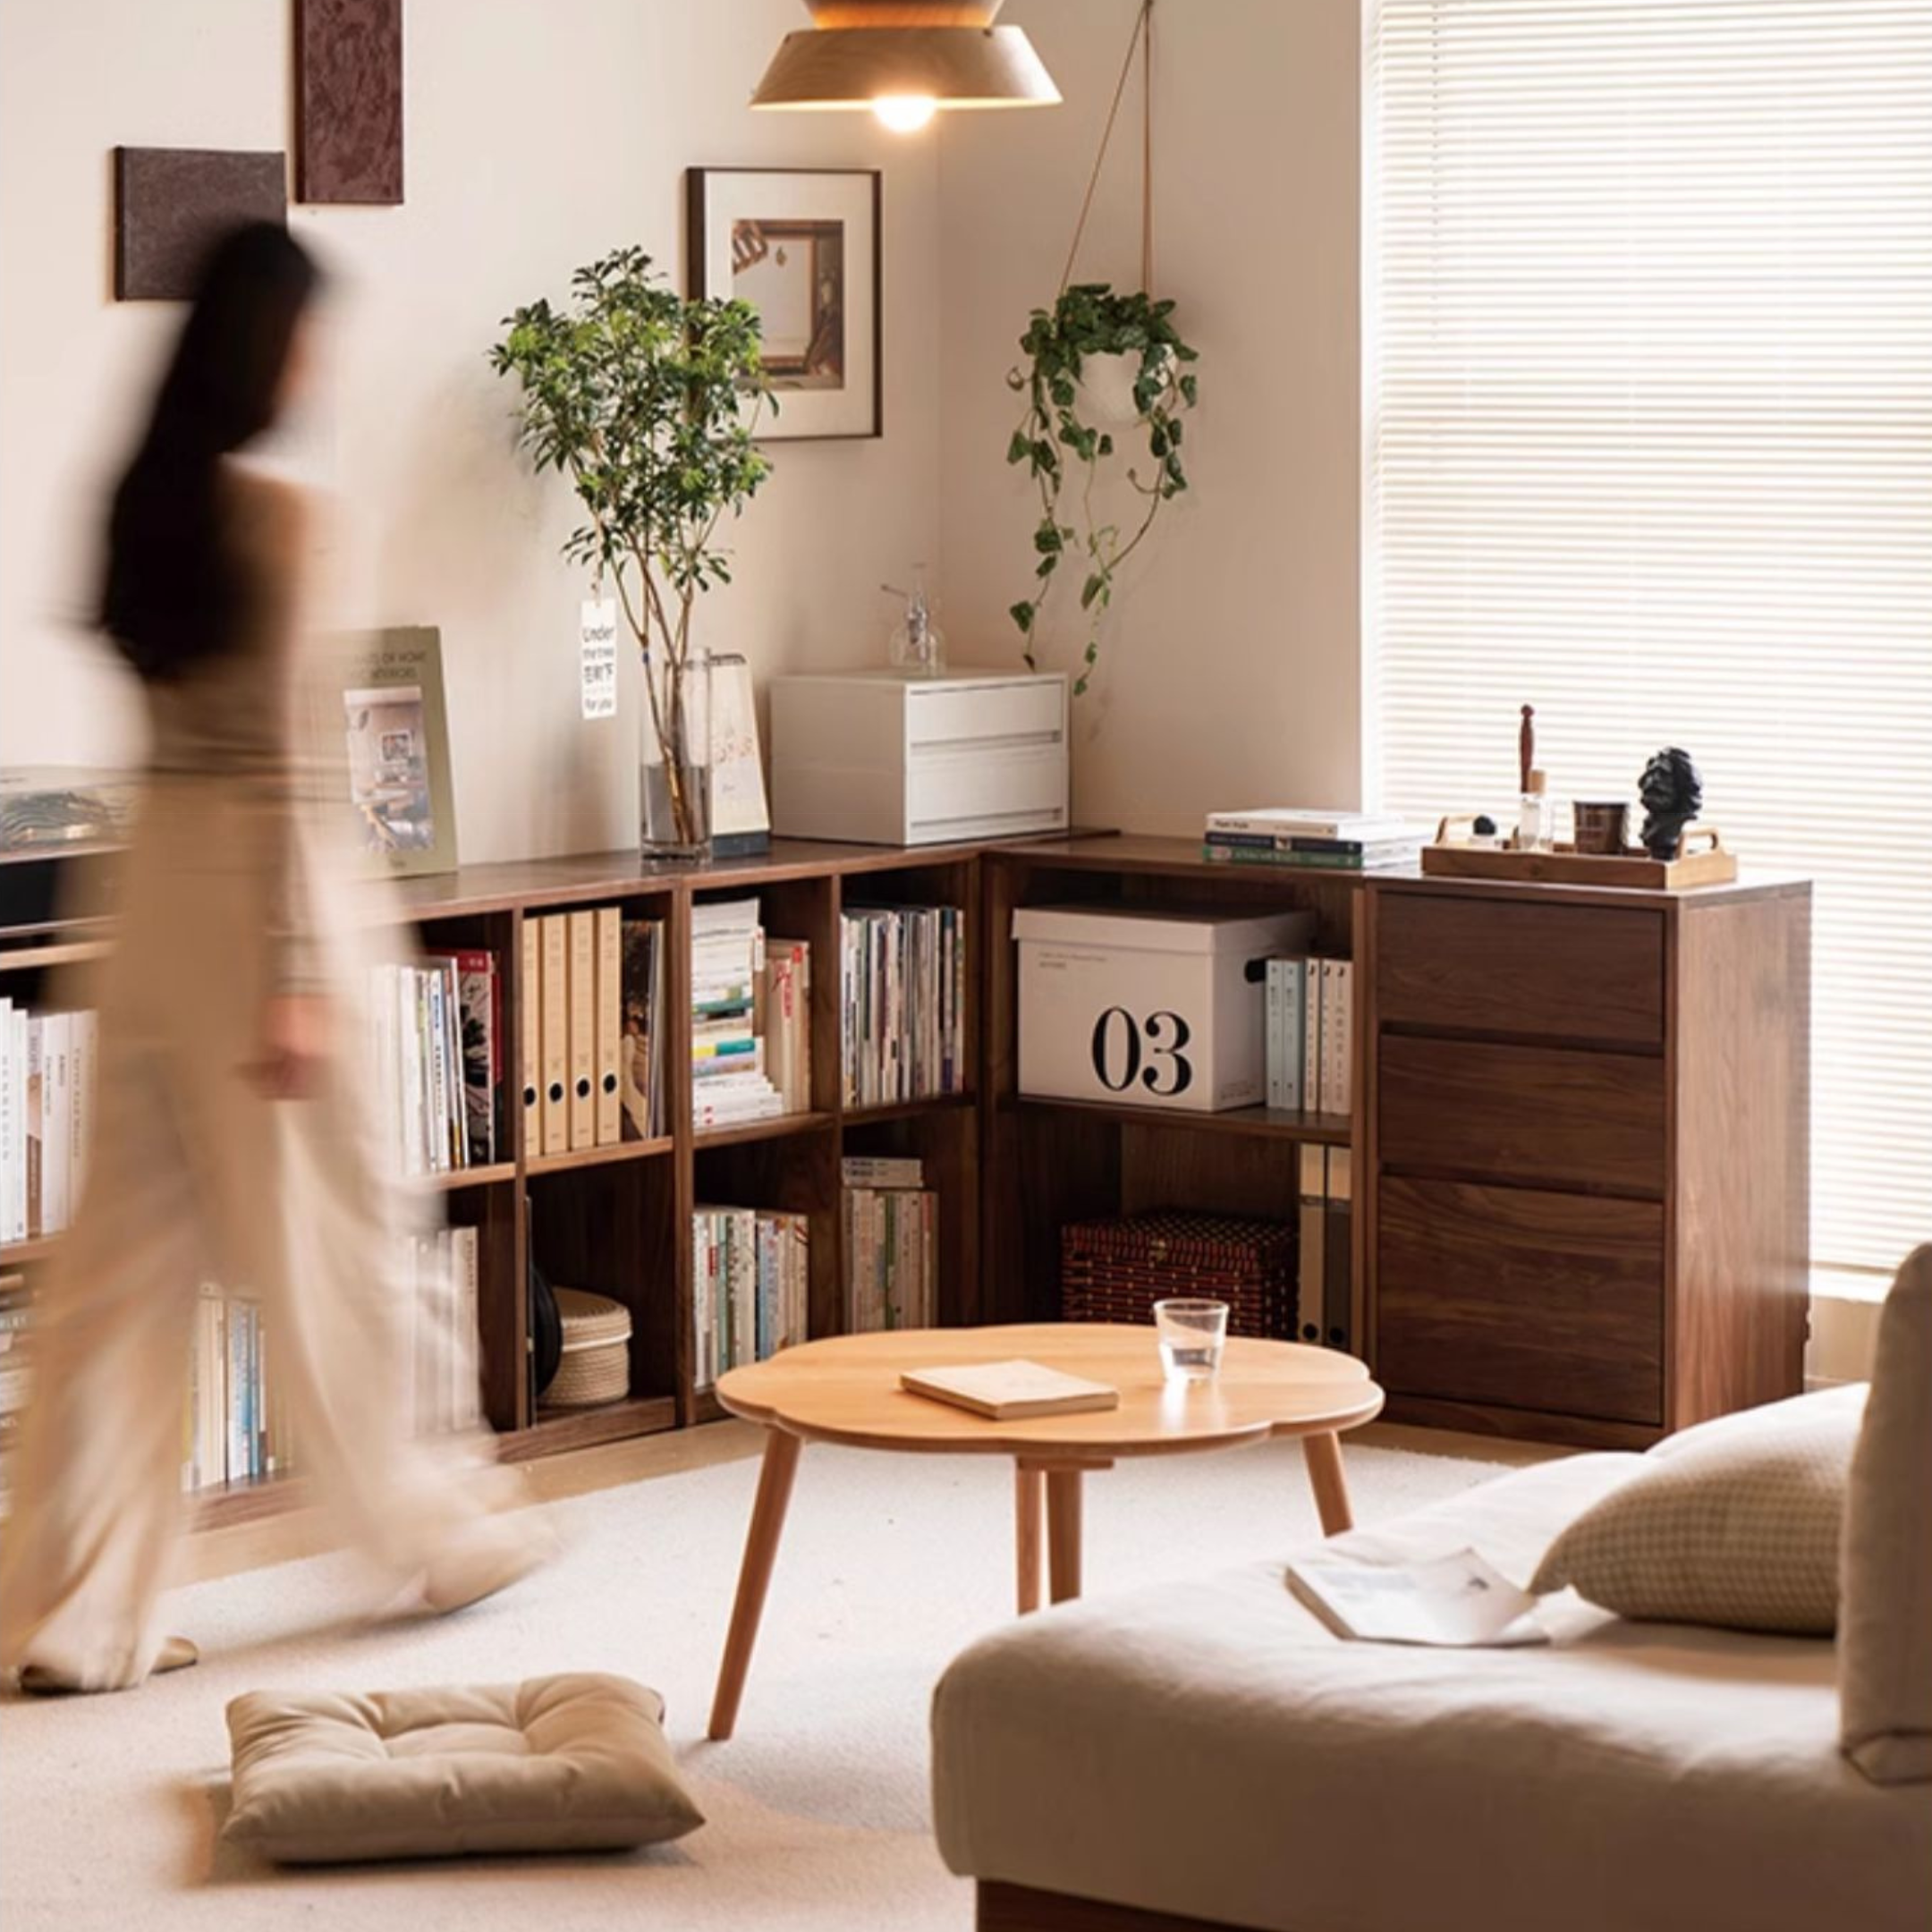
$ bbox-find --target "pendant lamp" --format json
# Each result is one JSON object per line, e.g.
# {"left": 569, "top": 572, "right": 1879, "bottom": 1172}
{"left": 750, "top": 2, "right": 1061, "bottom": 133}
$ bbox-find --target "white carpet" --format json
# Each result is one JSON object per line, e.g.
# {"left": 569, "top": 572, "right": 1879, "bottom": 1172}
{"left": 0, "top": 1432, "right": 1514, "bottom": 1931}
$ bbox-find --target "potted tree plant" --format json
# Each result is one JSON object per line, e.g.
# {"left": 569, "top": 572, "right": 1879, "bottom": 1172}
{"left": 490, "top": 247, "right": 773, "bottom": 859}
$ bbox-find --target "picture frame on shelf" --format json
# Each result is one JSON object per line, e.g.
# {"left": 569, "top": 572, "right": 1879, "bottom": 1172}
{"left": 326, "top": 625, "right": 459, "bottom": 878}
{"left": 685, "top": 166, "right": 882, "bottom": 442}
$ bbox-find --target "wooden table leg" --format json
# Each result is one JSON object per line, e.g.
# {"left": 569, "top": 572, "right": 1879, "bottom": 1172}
{"left": 1045, "top": 1468, "right": 1083, "bottom": 1604}
{"left": 708, "top": 1428, "right": 801, "bottom": 1741}
{"left": 1301, "top": 1429, "right": 1354, "bottom": 1537}
{"left": 1014, "top": 1464, "right": 1044, "bottom": 1614}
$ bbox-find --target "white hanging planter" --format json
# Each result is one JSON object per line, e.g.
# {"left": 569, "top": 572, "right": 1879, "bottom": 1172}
{"left": 1078, "top": 346, "right": 1177, "bottom": 425}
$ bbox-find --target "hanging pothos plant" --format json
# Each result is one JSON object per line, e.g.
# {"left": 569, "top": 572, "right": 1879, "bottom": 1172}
{"left": 1004, "top": 285, "right": 1199, "bottom": 694}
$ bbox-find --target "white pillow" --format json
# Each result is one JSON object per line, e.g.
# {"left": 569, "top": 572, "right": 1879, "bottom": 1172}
{"left": 1531, "top": 1385, "right": 1863, "bottom": 1636}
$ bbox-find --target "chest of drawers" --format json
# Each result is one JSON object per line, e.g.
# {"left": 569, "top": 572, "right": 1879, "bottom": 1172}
{"left": 1363, "top": 876, "right": 1811, "bottom": 1448}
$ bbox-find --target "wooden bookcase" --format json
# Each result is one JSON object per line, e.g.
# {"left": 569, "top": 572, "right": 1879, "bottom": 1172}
{"left": 0, "top": 831, "right": 1813, "bottom": 1520}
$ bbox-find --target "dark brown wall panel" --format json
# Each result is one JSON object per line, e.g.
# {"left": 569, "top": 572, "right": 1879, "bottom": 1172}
{"left": 114, "top": 148, "right": 286, "bottom": 301}
{"left": 297, "top": 0, "right": 404, "bottom": 205}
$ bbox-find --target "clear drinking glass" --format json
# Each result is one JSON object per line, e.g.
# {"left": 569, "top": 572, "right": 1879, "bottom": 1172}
{"left": 1154, "top": 1299, "right": 1230, "bottom": 1381}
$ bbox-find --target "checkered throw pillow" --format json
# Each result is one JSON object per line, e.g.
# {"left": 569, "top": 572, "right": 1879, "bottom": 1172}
{"left": 1532, "top": 1387, "right": 1865, "bottom": 1636}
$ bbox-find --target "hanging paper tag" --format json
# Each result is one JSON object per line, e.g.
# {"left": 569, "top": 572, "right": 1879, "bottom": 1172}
{"left": 580, "top": 598, "right": 618, "bottom": 720}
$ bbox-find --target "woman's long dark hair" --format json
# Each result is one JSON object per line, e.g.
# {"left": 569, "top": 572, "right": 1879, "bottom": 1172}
{"left": 100, "top": 222, "right": 321, "bottom": 682}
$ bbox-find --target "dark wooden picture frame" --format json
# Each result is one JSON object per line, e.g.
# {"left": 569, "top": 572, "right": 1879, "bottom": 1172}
{"left": 686, "top": 167, "right": 883, "bottom": 443}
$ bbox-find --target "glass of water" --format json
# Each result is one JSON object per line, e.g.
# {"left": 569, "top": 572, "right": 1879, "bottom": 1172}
{"left": 1154, "top": 1299, "right": 1230, "bottom": 1382}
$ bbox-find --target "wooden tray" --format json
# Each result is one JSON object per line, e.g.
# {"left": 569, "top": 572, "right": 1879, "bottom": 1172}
{"left": 1422, "top": 825, "right": 1738, "bottom": 890}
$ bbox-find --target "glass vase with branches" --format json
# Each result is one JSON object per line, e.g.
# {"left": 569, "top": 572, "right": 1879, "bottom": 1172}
{"left": 490, "top": 247, "right": 773, "bottom": 854}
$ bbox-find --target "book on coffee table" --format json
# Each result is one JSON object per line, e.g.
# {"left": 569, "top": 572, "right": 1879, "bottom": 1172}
{"left": 900, "top": 1360, "right": 1120, "bottom": 1420}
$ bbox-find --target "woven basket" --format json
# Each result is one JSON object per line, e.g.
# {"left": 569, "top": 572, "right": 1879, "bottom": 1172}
{"left": 546, "top": 1288, "right": 632, "bottom": 1409}
{"left": 1061, "top": 1209, "right": 1296, "bottom": 1341}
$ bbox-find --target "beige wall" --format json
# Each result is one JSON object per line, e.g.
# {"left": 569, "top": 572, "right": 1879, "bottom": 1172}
{"left": 935, "top": 0, "right": 1362, "bottom": 835}
{"left": 0, "top": 0, "right": 941, "bottom": 864}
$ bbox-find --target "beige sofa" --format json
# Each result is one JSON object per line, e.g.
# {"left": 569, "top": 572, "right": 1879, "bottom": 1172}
{"left": 931, "top": 1401, "right": 1932, "bottom": 1932}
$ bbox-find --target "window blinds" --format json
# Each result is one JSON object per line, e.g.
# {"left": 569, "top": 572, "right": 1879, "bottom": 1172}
{"left": 1367, "top": 0, "right": 1932, "bottom": 1278}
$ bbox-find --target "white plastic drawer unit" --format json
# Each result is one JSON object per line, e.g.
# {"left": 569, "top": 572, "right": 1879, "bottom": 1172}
{"left": 769, "top": 670, "right": 1070, "bottom": 847}
{"left": 1014, "top": 905, "right": 1316, "bottom": 1113}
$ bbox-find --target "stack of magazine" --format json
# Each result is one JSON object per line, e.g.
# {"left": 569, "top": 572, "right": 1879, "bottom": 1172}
{"left": 840, "top": 904, "right": 968, "bottom": 1107}
{"left": 691, "top": 899, "right": 788, "bottom": 1131}
{"left": 1203, "top": 809, "right": 1424, "bottom": 871}
{"left": 843, "top": 1155, "right": 937, "bottom": 1333}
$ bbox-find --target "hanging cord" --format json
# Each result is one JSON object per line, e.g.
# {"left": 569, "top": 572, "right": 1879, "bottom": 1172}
{"left": 1057, "top": 0, "right": 1157, "bottom": 295}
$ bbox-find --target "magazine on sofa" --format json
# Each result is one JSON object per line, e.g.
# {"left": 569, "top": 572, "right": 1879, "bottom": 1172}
{"left": 1286, "top": 1548, "right": 1548, "bottom": 1647}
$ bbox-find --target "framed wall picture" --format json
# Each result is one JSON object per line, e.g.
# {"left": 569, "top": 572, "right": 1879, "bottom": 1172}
{"left": 686, "top": 167, "right": 882, "bottom": 442}
{"left": 326, "top": 626, "right": 459, "bottom": 877}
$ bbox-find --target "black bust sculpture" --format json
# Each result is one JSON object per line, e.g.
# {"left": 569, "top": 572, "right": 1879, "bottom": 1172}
{"left": 1639, "top": 747, "right": 1702, "bottom": 860}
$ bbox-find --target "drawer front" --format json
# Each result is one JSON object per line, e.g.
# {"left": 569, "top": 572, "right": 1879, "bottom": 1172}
{"left": 907, "top": 752, "right": 1069, "bottom": 843}
{"left": 906, "top": 678, "right": 1065, "bottom": 753}
{"left": 1379, "top": 1035, "right": 1666, "bottom": 1196}
{"left": 1377, "top": 1175, "right": 1665, "bottom": 1425}
{"left": 1377, "top": 894, "right": 1665, "bottom": 1046}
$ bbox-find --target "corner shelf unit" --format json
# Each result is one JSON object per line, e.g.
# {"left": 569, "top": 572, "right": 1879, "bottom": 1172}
{"left": 1, "top": 831, "right": 1812, "bottom": 1514}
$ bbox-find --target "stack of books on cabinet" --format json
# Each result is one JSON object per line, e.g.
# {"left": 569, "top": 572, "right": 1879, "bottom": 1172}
{"left": 0, "top": 998, "right": 97, "bottom": 1241}
{"left": 843, "top": 1156, "right": 937, "bottom": 1333}
{"left": 840, "top": 904, "right": 968, "bottom": 1106}
{"left": 1203, "top": 808, "right": 1424, "bottom": 872}
{"left": 691, "top": 1207, "right": 808, "bottom": 1387}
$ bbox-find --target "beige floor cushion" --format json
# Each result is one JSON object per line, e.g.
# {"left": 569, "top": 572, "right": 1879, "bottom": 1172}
{"left": 224, "top": 1673, "right": 704, "bottom": 1863}
{"left": 1531, "top": 1385, "right": 1864, "bottom": 1635}
{"left": 1842, "top": 1245, "right": 1932, "bottom": 1784}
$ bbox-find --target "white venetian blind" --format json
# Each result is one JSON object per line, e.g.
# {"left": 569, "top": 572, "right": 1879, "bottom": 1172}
{"left": 1367, "top": 0, "right": 1932, "bottom": 1279}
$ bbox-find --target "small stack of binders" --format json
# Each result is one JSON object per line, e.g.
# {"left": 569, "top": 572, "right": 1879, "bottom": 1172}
{"left": 522, "top": 907, "right": 655, "bottom": 1158}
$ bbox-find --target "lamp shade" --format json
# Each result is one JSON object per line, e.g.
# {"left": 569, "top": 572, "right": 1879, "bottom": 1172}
{"left": 751, "top": 2, "right": 1060, "bottom": 113}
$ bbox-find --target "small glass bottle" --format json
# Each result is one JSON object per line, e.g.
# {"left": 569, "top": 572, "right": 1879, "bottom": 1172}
{"left": 885, "top": 569, "right": 945, "bottom": 679}
{"left": 1517, "top": 769, "right": 1553, "bottom": 852}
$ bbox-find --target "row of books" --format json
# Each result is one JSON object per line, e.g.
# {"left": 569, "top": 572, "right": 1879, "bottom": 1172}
{"left": 183, "top": 1291, "right": 292, "bottom": 1493}
{"left": 1204, "top": 807, "right": 1424, "bottom": 871}
{"left": 368, "top": 956, "right": 499, "bottom": 1178}
{"left": 0, "top": 1001, "right": 97, "bottom": 1241}
{"left": 401, "top": 1227, "right": 484, "bottom": 1438}
{"left": 0, "top": 1271, "right": 28, "bottom": 1520}
{"left": 692, "top": 1205, "right": 809, "bottom": 1387}
{"left": 1265, "top": 956, "right": 1357, "bottom": 1115}
{"left": 691, "top": 899, "right": 792, "bottom": 1132}
{"left": 522, "top": 910, "right": 667, "bottom": 1157}
{"left": 178, "top": 1224, "right": 484, "bottom": 1494}
{"left": 843, "top": 1157, "right": 938, "bottom": 1334}
{"left": 840, "top": 904, "right": 968, "bottom": 1108}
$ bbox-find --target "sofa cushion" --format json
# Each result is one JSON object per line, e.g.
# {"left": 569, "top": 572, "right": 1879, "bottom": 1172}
{"left": 932, "top": 1452, "right": 1932, "bottom": 1932}
{"left": 1842, "top": 1245, "right": 1932, "bottom": 1784}
{"left": 1530, "top": 1385, "right": 1864, "bottom": 1635}
{"left": 224, "top": 1674, "right": 703, "bottom": 1864}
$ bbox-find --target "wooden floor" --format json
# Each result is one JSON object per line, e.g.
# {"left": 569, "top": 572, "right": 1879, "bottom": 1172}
{"left": 177, "top": 1418, "right": 1563, "bottom": 1587}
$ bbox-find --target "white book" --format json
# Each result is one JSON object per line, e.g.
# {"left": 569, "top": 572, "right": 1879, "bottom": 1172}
{"left": 395, "top": 969, "right": 424, "bottom": 1178}
{"left": 69, "top": 1011, "right": 96, "bottom": 1216}
{"left": 1301, "top": 962, "right": 1325, "bottom": 1114}
{"left": 1207, "top": 808, "right": 1415, "bottom": 840}
{"left": 40, "top": 1013, "right": 71, "bottom": 1235}
{"left": 1321, "top": 961, "right": 1349, "bottom": 1117}
{"left": 1287, "top": 1548, "right": 1548, "bottom": 1648}
{"left": 0, "top": 1000, "right": 15, "bottom": 1245}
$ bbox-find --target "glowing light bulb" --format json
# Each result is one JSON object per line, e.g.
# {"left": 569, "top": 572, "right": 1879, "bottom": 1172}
{"left": 872, "top": 95, "right": 937, "bottom": 132}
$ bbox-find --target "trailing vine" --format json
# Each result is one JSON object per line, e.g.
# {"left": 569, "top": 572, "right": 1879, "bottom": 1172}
{"left": 1005, "top": 284, "right": 1199, "bottom": 694}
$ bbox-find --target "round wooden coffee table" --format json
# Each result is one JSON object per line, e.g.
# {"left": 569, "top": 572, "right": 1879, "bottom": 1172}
{"left": 707, "top": 1322, "right": 1383, "bottom": 1738}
